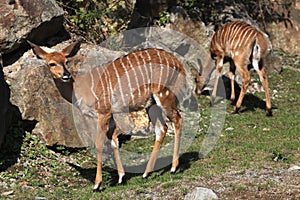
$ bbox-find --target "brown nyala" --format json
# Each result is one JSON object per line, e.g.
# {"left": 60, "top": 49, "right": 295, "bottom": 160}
{"left": 28, "top": 41, "right": 189, "bottom": 191}
{"left": 210, "top": 21, "right": 272, "bottom": 116}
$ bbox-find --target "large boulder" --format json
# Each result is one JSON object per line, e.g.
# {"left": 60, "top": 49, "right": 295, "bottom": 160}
{"left": 0, "top": 0, "right": 67, "bottom": 147}
{"left": 4, "top": 50, "right": 84, "bottom": 147}
{"left": 0, "top": 0, "right": 64, "bottom": 55}
{"left": 266, "top": 2, "right": 300, "bottom": 55}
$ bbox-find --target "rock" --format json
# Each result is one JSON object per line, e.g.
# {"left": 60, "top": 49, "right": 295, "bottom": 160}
{"left": 288, "top": 165, "right": 300, "bottom": 172}
{"left": 35, "top": 197, "right": 48, "bottom": 200}
{"left": 184, "top": 187, "right": 218, "bottom": 200}
{"left": 166, "top": 6, "right": 215, "bottom": 91}
{"left": 5, "top": 54, "right": 84, "bottom": 147}
{"left": 0, "top": 0, "right": 65, "bottom": 55}
{"left": 266, "top": 2, "right": 300, "bottom": 55}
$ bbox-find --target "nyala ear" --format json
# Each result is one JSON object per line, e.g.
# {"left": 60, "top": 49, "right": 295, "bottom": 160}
{"left": 61, "top": 40, "right": 81, "bottom": 58}
{"left": 27, "top": 40, "right": 48, "bottom": 59}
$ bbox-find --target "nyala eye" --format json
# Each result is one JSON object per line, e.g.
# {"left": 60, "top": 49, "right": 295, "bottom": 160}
{"left": 49, "top": 63, "right": 56, "bottom": 67}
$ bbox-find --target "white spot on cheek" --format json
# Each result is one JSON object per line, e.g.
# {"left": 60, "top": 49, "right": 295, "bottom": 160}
{"left": 235, "top": 51, "right": 239, "bottom": 56}
{"left": 166, "top": 90, "right": 169, "bottom": 96}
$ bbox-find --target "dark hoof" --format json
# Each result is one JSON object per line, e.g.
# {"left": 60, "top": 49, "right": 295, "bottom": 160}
{"left": 231, "top": 107, "right": 240, "bottom": 114}
{"left": 93, "top": 184, "right": 101, "bottom": 192}
{"left": 266, "top": 110, "right": 273, "bottom": 117}
{"left": 93, "top": 188, "right": 99, "bottom": 193}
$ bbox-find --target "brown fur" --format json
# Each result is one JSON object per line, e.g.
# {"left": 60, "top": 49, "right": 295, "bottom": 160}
{"left": 210, "top": 21, "right": 272, "bottom": 116}
{"left": 28, "top": 41, "right": 188, "bottom": 191}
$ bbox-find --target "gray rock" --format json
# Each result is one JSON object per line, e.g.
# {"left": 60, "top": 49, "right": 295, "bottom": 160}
{"left": 0, "top": 0, "right": 64, "bottom": 54}
{"left": 184, "top": 187, "right": 218, "bottom": 200}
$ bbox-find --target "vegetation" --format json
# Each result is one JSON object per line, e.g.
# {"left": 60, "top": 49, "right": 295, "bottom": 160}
{"left": 55, "top": 0, "right": 296, "bottom": 42}
{"left": 1, "top": 0, "right": 299, "bottom": 199}
{"left": 0, "top": 51, "right": 299, "bottom": 199}
{"left": 56, "top": 0, "right": 133, "bottom": 43}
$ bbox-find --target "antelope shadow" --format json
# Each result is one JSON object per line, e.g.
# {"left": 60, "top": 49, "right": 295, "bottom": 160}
{"left": 67, "top": 151, "right": 200, "bottom": 190}
{"left": 202, "top": 75, "right": 276, "bottom": 114}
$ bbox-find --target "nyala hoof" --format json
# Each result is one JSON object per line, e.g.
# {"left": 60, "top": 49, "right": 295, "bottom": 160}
{"left": 266, "top": 109, "right": 273, "bottom": 117}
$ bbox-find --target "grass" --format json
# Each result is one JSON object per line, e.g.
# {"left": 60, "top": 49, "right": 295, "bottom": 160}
{"left": 0, "top": 59, "right": 299, "bottom": 199}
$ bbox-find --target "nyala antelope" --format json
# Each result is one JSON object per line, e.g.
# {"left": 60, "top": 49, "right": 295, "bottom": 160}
{"left": 28, "top": 41, "right": 189, "bottom": 191}
{"left": 210, "top": 21, "right": 272, "bottom": 116}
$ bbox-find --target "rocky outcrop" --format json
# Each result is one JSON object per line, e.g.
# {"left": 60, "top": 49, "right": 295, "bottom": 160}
{"left": 266, "top": 2, "right": 300, "bottom": 55}
{"left": 3, "top": 42, "right": 120, "bottom": 147}
{"left": 0, "top": 0, "right": 68, "bottom": 149}
{"left": 4, "top": 50, "right": 83, "bottom": 147}
{"left": 0, "top": 0, "right": 65, "bottom": 55}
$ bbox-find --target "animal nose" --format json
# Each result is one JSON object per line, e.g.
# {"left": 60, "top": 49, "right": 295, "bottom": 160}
{"left": 61, "top": 70, "right": 71, "bottom": 82}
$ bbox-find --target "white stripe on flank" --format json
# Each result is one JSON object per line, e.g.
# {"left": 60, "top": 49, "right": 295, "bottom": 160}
{"left": 169, "top": 56, "right": 176, "bottom": 84}
{"left": 219, "top": 26, "right": 226, "bottom": 47}
{"left": 140, "top": 50, "right": 150, "bottom": 94}
{"left": 233, "top": 27, "right": 245, "bottom": 50}
{"left": 165, "top": 53, "right": 170, "bottom": 86}
{"left": 224, "top": 24, "right": 231, "bottom": 45}
{"left": 145, "top": 50, "right": 152, "bottom": 93}
{"left": 112, "top": 62, "right": 126, "bottom": 106}
{"left": 105, "top": 68, "right": 114, "bottom": 105}
{"left": 133, "top": 52, "right": 146, "bottom": 94}
{"left": 96, "top": 68, "right": 105, "bottom": 108}
{"left": 227, "top": 22, "right": 239, "bottom": 47}
{"left": 139, "top": 51, "right": 147, "bottom": 94}
{"left": 100, "top": 67, "right": 108, "bottom": 106}
{"left": 126, "top": 55, "right": 141, "bottom": 97}
{"left": 120, "top": 57, "right": 135, "bottom": 105}
{"left": 233, "top": 26, "right": 252, "bottom": 50}
{"left": 244, "top": 29, "right": 257, "bottom": 48}
{"left": 155, "top": 49, "right": 163, "bottom": 88}
{"left": 230, "top": 23, "right": 244, "bottom": 49}
{"left": 89, "top": 70, "right": 99, "bottom": 102}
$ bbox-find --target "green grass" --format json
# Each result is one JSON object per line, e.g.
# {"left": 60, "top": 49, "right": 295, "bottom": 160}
{"left": 0, "top": 67, "right": 299, "bottom": 199}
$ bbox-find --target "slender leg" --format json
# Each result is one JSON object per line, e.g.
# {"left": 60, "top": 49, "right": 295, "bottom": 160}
{"left": 170, "top": 110, "right": 182, "bottom": 173}
{"left": 143, "top": 120, "right": 167, "bottom": 178}
{"left": 233, "top": 65, "right": 251, "bottom": 114}
{"left": 256, "top": 68, "right": 272, "bottom": 116}
{"left": 211, "top": 56, "right": 224, "bottom": 105}
{"left": 93, "top": 113, "right": 111, "bottom": 192}
{"left": 229, "top": 59, "right": 236, "bottom": 104}
{"left": 111, "top": 127, "right": 125, "bottom": 184}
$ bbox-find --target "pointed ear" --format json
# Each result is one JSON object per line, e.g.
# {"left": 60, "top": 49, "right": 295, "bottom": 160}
{"left": 61, "top": 41, "right": 81, "bottom": 57}
{"left": 27, "top": 40, "right": 48, "bottom": 59}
